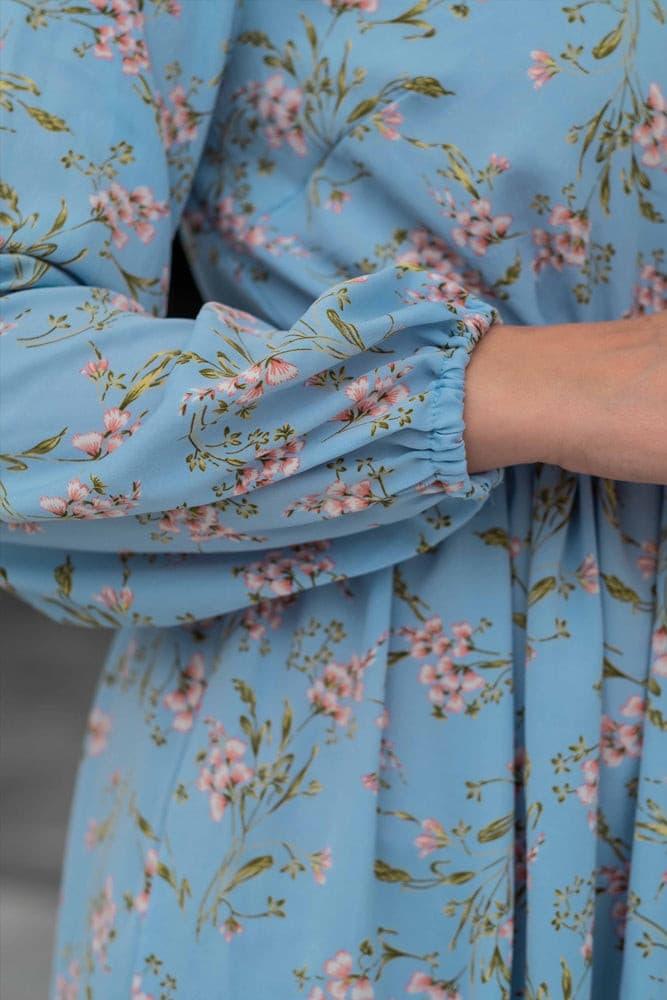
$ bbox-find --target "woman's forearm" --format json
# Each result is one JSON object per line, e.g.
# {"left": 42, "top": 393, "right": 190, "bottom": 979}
{"left": 463, "top": 312, "right": 667, "bottom": 485}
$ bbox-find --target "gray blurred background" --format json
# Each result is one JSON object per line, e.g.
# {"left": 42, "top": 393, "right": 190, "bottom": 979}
{"left": 0, "top": 233, "right": 202, "bottom": 999}
{"left": 0, "top": 592, "right": 108, "bottom": 998}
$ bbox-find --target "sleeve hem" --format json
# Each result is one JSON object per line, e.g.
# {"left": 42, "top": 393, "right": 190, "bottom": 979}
{"left": 424, "top": 299, "right": 505, "bottom": 501}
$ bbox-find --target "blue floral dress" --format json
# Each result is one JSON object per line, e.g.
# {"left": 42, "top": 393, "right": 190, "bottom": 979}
{"left": 1, "top": 1, "right": 666, "bottom": 998}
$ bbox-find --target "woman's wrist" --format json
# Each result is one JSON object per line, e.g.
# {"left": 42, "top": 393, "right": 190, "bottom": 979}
{"left": 462, "top": 311, "right": 667, "bottom": 484}
{"left": 462, "top": 320, "right": 566, "bottom": 474}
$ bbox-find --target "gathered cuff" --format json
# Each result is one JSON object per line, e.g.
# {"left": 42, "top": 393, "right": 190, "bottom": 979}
{"left": 424, "top": 297, "right": 505, "bottom": 502}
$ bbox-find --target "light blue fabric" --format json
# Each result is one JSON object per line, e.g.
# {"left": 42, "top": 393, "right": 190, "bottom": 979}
{"left": 0, "top": 2, "right": 665, "bottom": 998}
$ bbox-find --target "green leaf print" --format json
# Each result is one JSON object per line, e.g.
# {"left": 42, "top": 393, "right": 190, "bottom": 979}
{"left": 591, "top": 20, "right": 624, "bottom": 60}
{"left": 223, "top": 855, "right": 274, "bottom": 893}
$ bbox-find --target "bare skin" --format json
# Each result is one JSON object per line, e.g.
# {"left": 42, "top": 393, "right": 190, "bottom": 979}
{"left": 462, "top": 311, "right": 667, "bottom": 485}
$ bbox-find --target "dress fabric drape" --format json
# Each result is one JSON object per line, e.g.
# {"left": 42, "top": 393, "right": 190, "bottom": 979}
{"left": 0, "top": 2, "right": 665, "bottom": 998}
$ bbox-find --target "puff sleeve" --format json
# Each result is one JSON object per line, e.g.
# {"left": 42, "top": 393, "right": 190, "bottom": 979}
{"left": 0, "top": 1, "right": 504, "bottom": 626}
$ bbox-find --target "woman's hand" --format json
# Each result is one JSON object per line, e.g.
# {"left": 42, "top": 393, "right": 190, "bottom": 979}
{"left": 463, "top": 311, "right": 667, "bottom": 485}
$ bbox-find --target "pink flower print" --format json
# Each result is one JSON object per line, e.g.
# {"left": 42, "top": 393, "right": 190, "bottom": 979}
{"left": 72, "top": 431, "right": 104, "bottom": 457}
{"left": 323, "top": 950, "right": 374, "bottom": 999}
{"left": 620, "top": 695, "right": 645, "bottom": 718}
{"left": 239, "top": 542, "right": 335, "bottom": 597}
{"left": 524, "top": 831, "right": 546, "bottom": 883}
{"left": 651, "top": 625, "right": 667, "bottom": 677}
{"left": 39, "top": 479, "right": 89, "bottom": 517}
{"left": 256, "top": 73, "right": 307, "bottom": 156}
{"left": 40, "top": 478, "right": 141, "bottom": 520}
{"left": 89, "top": 183, "right": 168, "bottom": 248}
{"left": 414, "top": 817, "right": 448, "bottom": 859}
{"left": 375, "top": 101, "right": 403, "bottom": 141}
{"left": 421, "top": 653, "right": 484, "bottom": 706}
{"left": 600, "top": 714, "right": 643, "bottom": 766}
{"left": 90, "top": 0, "right": 149, "bottom": 75}
{"left": 451, "top": 621, "right": 473, "bottom": 657}
{"left": 242, "top": 595, "right": 293, "bottom": 640}
{"left": 375, "top": 706, "right": 390, "bottom": 729}
{"left": 243, "top": 559, "right": 292, "bottom": 597}
{"left": 576, "top": 758, "right": 599, "bottom": 806}
{"left": 633, "top": 83, "right": 667, "bottom": 170}
{"left": 85, "top": 818, "right": 101, "bottom": 851}
{"left": 447, "top": 194, "right": 512, "bottom": 257}
{"left": 550, "top": 203, "right": 590, "bottom": 239}
{"left": 55, "top": 960, "right": 81, "bottom": 1000}
{"left": 325, "top": 189, "right": 352, "bottom": 213}
{"left": 110, "top": 291, "right": 148, "bottom": 314}
{"left": 395, "top": 227, "right": 488, "bottom": 301}
{"left": 93, "top": 26, "right": 114, "bottom": 60}
{"left": 404, "top": 236, "right": 448, "bottom": 275}
{"left": 599, "top": 863, "right": 630, "bottom": 941}
{"left": 156, "top": 84, "right": 199, "bottom": 149}
{"left": 158, "top": 504, "right": 264, "bottom": 545}
{"left": 206, "top": 301, "right": 266, "bottom": 337}
{"left": 576, "top": 553, "right": 600, "bottom": 594}
{"left": 184, "top": 355, "right": 299, "bottom": 413}
{"left": 131, "top": 974, "right": 155, "bottom": 1000}
{"left": 499, "top": 918, "right": 513, "bottom": 940}
{"left": 6, "top": 520, "right": 42, "bottom": 534}
{"left": 284, "top": 477, "right": 375, "bottom": 520}
{"left": 527, "top": 50, "right": 559, "bottom": 90}
{"left": 507, "top": 747, "right": 527, "bottom": 787}
{"left": 214, "top": 194, "right": 305, "bottom": 259}
{"left": 323, "top": 0, "right": 379, "bottom": 11}
{"left": 624, "top": 261, "right": 667, "bottom": 316}
{"left": 580, "top": 931, "right": 593, "bottom": 962}
{"left": 307, "top": 647, "right": 377, "bottom": 727}
{"left": 144, "top": 847, "right": 160, "bottom": 878}
{"left": 163, "top": 653, "right": 207, "bottom": 732}
{"left": 400, "top": 616, "right": 451, "bottom": 659}
{"left": 611, "top": 900, "right": 629, "bottom": 941}
{"left": 103, "top": 407, "right": 130, "bottom": 434}
{"left": 133, "top": 848, "right": 159, "bottom": 915}
{"left": 80, "top": 358, "right": 109, "bottom": 379}
{"left": 333, "top": 370, "right": 411, "bottom": 424}
{"left": 95, "top": 586, "right": 134, "bottom": 613}
{"left": 464, "top": 310, "right": 493, "bottom": 341}
{"left": 508, "top": 535, "right": 521, "bottom": 558}
{"left": 307, "top": 671, "right": 352, "bottom": 728}
{"left": 86, "top": 707, "right": 112, "bottom": 756}
{"left": 97, "top": 406, "right": 136, "bottom": 452}
{"left": 489, "top": 153, "right": 510, "bottom": 172}
{"left": 575, "top": 757, "right": 599, "bottom": 830}
{"left": 219, "top": 915, "right": 244, "bottom": 942}
{"left": 361, "top": 772, "right": 379, "bottom": 792}
{"left": 234, "top": 438, "right": 304, "bottom": 498}
{"left": 514, "top": 831, "right": 545, "bottom": 890}
{"left": 637, "top": 540, "right": 658, "bottom": 579}
{"left": 406, "top": 971, "right": 461, "bottom": 999}
{"left": 196, "top": 733, "right": 254, "bottom": 822}
{"left": 326, "top": 480, "right": 371, "bottom": 517}
{"left": 533, "top": 204, "right": 590, "bottom": 273}
{"left": 600, "top": 863, "right": 629, "bottom": 898}
{"left": 265, "top": 355, "right": 300, "bottom": 385}
{"left": 90, "top": 875, "right": 116, "bottom": 970}
{"left": 309, "top": 846, "right": 333, "bottom": 885}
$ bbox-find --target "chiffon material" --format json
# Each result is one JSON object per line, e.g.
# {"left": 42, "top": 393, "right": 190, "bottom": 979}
{"left": 0, "top": 2, "right": 665, "bottom": 998}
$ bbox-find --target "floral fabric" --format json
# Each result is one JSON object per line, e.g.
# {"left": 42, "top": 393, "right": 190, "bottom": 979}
{"left": 0, "top": 2, "right": 665, "bottom": 999}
